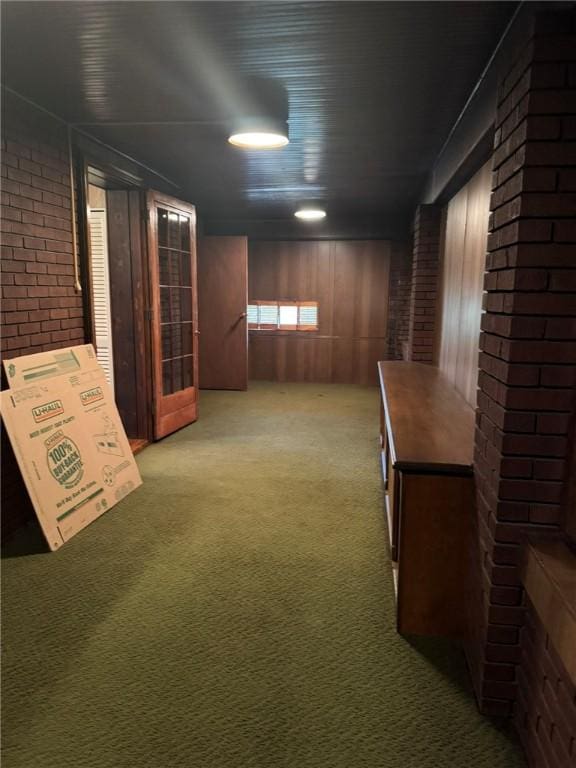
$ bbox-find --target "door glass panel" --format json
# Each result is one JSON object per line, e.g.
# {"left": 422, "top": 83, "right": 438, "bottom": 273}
{"left": 181, "top": 288, "right": 192, "bottom": 321}
{"left": 170, "top": 251, "right": 181, "bottom": 285}
{"left": 183, "top": 355, "right": 193, "bottom": 388}
{"left": 159, "top": 248, "right": 170, "bottom": 285}
{"left": 168, "top": 288, "right": 181, "bottom": 322}
{"left": 182, "top": 323, "right": 193, "bottom": 355}
{"left": 162, "top": 325, "right": 172, "bottom": 359}
{"left": 171, "top": 324, "right": 183, "bottom": 357}
{"left": 158, "top": 209, "right": 168, "bottom": 247}
{"left": 172, "top": 357, "right": 183, "bottom": 392}
{"left": 162, "top": 360, "right": 173, "bottom": 395}
{"left": 160, "top": 287, "right": 171, "bottom": 324}
{"left": 160, "top": 249, "right": 181, "bottom": 285}
{"left": 168, "top": 212, "right": 180, "bottom": 249}
{"left": 181, "top": 251, "right": 191, "bottom": 286}
{"left": 180, "top": 216, "right": 190, "bottom": 252}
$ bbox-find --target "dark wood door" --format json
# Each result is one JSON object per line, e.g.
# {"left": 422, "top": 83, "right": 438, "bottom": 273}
{"left": 197, "top": 236, "right": 248, "bottom": 390}
{"left": 146, "top": 191, "right": 198, "bottom": 439}
{"left": 106, "top": 190, "right": 150, "bottom": 442}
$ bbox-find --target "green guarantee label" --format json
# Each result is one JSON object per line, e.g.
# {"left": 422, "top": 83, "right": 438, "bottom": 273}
{"left": 46, "top": 434, "right": 84, "bottom": 489}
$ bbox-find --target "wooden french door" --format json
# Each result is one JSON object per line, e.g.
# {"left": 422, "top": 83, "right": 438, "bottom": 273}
{"left": 146, "top": 191, "right": 198, "bottom": 439}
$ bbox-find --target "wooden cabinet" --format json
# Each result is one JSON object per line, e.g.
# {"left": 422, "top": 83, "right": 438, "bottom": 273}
{"left": 378, "top": 361, "right": 475, "bottom": 638}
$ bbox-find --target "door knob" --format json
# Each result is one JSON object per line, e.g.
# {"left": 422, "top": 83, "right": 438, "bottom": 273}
{"left": 240, "top": 312, "right": 247, "bottom": 319}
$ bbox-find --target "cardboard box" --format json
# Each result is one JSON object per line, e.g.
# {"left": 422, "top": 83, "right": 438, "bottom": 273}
{"left": 1, "top": 345, "right": 142, "bottom": 550}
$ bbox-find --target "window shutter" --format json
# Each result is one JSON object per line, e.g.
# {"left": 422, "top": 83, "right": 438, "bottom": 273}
{"left": 298, "top": 303, "right": 318, "bottom": 329}
{"left": 258, "top": 303, "right": 279, "bottom": 328}
{"left": 88, "top": 208, "right": 115, "bottom": 393}
{"left": 247, "top": 304, "right": 258, "bottom": 327}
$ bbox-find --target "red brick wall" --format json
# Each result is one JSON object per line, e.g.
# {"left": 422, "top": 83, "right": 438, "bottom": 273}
{"left": 515, "top": 598, "right": 576, "bottom": 768}
{"left": 406, "top": 204, "right": 442, "bottom": 362}
{"left": 1, "top": 97, "right": 84, "bottom": 359}
{"left": 386, "top": 241, "right": 413, "bottom": 360}
{"left": 1, "top": 95, "right": 86, "bottom": 537}
{"left": 468, "top": 8, "right": 576, "bottom": 727}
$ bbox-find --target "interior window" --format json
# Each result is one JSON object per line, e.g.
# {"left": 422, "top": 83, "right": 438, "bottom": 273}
{"left": 248, "top": 301, "right": 319, "bottom": 331}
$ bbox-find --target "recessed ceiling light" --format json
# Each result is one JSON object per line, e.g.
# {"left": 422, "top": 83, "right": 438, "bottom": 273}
{"left": 228, "top": 131, "right": 289, "bottom": 149}
{"left": 295, "top": 208, "right": 326, "bottom": 221}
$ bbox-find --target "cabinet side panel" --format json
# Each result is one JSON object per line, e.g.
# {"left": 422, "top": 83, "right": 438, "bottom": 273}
{"left": 397, "top": 473, "right": 473, "bottom": 637}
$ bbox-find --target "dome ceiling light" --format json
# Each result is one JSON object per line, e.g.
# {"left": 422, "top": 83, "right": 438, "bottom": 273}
{"left": 294, "top": 207, "right": 326, "bottom": 221}
{"left": 228, "top": 77, "right": 289, "bottom": 149}
{"left": 228, "top": 116, "right": 289, "bottom": 149}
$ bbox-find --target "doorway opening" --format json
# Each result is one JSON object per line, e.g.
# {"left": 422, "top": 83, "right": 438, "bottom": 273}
{"left": 81, "top": 163, "right": 201, "bottom": 446}
{"left": 84, "top": 165, "right": 152, "bottom": 453}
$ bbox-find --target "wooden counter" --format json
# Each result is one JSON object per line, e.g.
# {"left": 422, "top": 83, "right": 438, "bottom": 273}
{"left": 378, "top": 361, "right": 475, "bottom": 638}
{"left": 378, "top": 361, "right": 475, "bottom": 472}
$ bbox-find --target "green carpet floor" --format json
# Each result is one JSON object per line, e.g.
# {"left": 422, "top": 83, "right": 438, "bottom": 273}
{"left": 2, "top": 382, "right": 523, "bottom": 768}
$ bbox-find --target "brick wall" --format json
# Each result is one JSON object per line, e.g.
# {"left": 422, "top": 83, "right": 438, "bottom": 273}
{"left": 386, "top": 241, "right": 413, "bottom": 360}
{"left": 468, "top": 7, "right": 576, "bottom": 726}
{"left": 1, "top": 94, "right": 85, "bottom": 537}
{"left": 515, "top": 598, "right": 576, "bottom": 768}
{"left": 1, "top": 98, "right": 83, "bottom": 358}
{"left": 406, "top": 204, "right": 442, "bottom": 362}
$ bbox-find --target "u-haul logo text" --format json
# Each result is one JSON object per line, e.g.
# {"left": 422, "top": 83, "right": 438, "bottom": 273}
{"left": 32, "top": 400, "right": 64, "bottom": 423}
{"left": 80, "top": 387, "right": 104, "bottom": 407}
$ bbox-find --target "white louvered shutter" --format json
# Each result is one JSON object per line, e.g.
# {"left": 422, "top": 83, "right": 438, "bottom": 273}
{"left": 88, "top": 209, "right": 115, "bottom": 393}
{"left": 298, "top": 304, "right": 318, "bottom": 328}
{"left": 247, "top": 304, "right": 258, "bottom": 326}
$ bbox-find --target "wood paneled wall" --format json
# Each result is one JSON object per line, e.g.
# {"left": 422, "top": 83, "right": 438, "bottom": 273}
{"left": 248, "top": 240, "right": 392, "bottom": 385}
{"left": 437, "top": 160, "right": 492, "bottom": 407}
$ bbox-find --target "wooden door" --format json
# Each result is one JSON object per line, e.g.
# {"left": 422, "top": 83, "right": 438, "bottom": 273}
{"left": 107, "top": 190, "right": 150, "bottom": 442}
{"left": 197, "top": 236, "right": 248, "bottom": 390}
{"left": 146, "top": 191, "right": 198, "bottom": 439}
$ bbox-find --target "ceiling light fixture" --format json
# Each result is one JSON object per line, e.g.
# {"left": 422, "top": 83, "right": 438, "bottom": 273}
{"left": 228, "top": 130, "right": 289, "bottom": 149}
{"left": 295, "top": 207, "right": 326, "bottom": 221}
{"left": 228, "top": 77, "right": 289, "bottom": 149}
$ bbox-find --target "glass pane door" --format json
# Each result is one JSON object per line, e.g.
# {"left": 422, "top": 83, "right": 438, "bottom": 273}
{"left": 157, "top": 208, "right": 194, "bottom": 396}
{"left": 146, "top": 192, "right": 198, "bottom": 439}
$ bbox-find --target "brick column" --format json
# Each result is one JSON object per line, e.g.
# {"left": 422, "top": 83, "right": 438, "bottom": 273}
{"left": 406, "top": 205, "right": 442, "bottom": 362}
{"left": 1, "top": 94, "right": 84, "bottom": 359}
{"left": 468, "top": 9, "right": 576, "bottom": 719}
{"left": 1, "top": 93, "right": 85, "bottom": 539}
{"left": 386, "top": 241, "right": 413, "bottom": 360}
{"left": 515, "top": 599, "right": 576, "bottom": 767}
